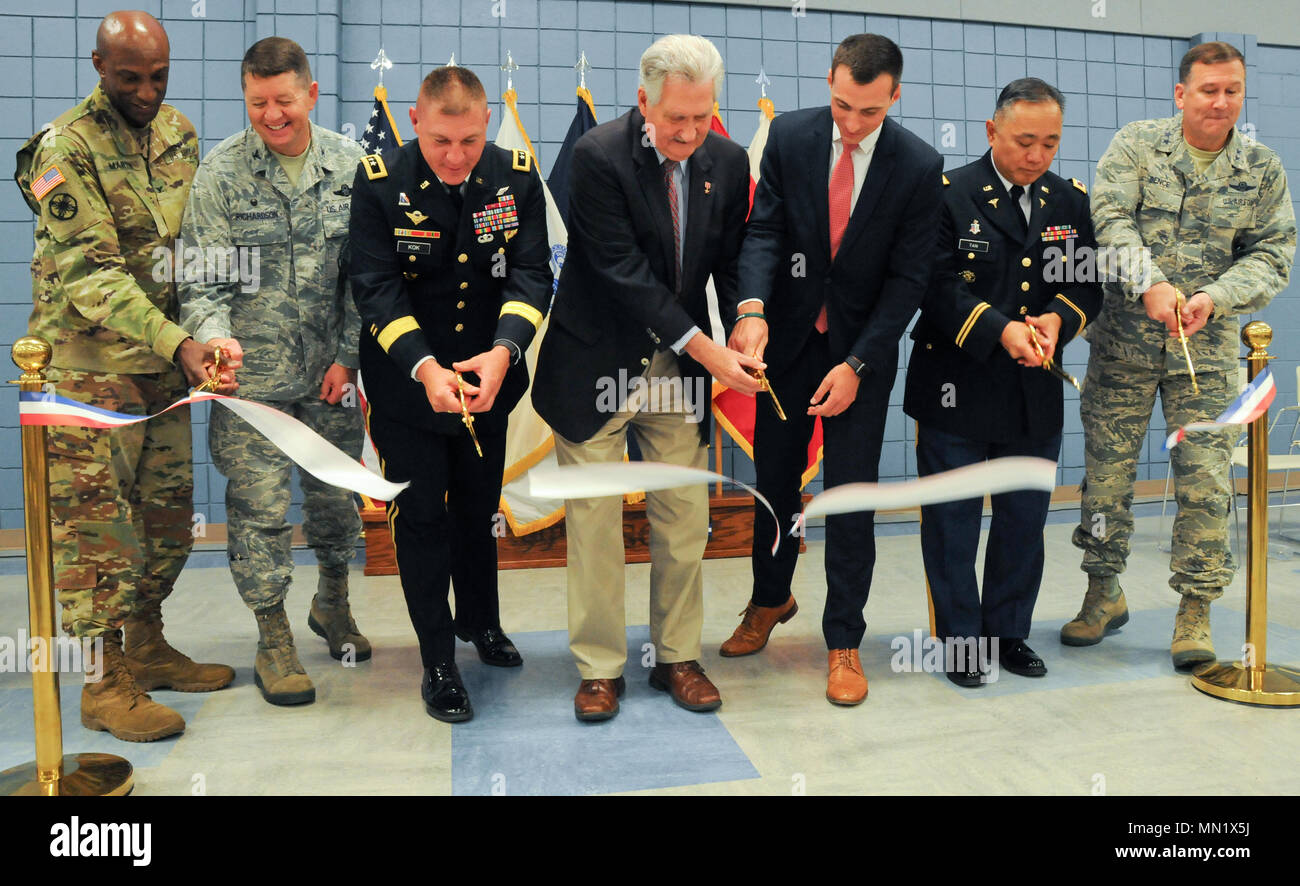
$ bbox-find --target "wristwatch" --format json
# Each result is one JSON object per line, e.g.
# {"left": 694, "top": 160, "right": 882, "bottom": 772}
{"left": 844, "top": 355, "right": 866, "bottom": 376}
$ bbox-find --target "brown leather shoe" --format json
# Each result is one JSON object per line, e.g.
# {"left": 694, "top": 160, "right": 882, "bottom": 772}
{"left": 649, "top": 660, "right": 722, "bottom": 712}
{"left": 826, "top": 649, "right": 868, "bottom": 705}
{"left": 574, "top": 677, "right": 626, "bottom": 722}
{"left": 719, "top": 596, "right": 798, "bottom": 657}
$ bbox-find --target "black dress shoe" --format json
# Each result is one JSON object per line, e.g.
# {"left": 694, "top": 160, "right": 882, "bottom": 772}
{"left": 946, "top": 666, "right": 985, "bottom": 688}
{"left": 456, "top": 626, "right": 522, "bottom": 667}
{"left": 999, "top": 639, "right": 1047, "bottom": 677}
{"left": 422, "top": 662, "right": 473, "bottom": 722}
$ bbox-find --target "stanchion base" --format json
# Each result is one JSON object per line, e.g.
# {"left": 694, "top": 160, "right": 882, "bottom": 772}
{"left": 0, "top": 753, "right": 133, "bottom": 796}
{"left": 1190, "top": 661, "right": 1300, "bottom": 706}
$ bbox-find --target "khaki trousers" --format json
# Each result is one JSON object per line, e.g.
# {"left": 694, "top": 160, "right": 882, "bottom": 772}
{"left": 554, "top": 350, "right": 709, "bottom": 679}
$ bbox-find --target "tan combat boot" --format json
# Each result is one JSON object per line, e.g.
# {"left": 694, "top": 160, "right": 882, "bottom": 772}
{"left": 124, "top": 597, "right": 235, "bottom": 692}
{"left": 81, "top": 630, "right": 186, "bottom": 742}
{"left": 1060, "top": 575, "right": 1130, "bottom": 646}
{"left": 307, "top": 565, "right": 371, "bottom": 661}
{"left": 1171, "top": 595, "right": 1215, "bottom": 668}
{"left": 254, "top": 604, "right": 316, "bottom": 706}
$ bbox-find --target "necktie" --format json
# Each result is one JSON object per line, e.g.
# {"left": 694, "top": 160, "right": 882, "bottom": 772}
{"left": 448, "top": 182, "right": 464, "bottom": 216}
{"left": 819, "top": 140, "right": 859, "bottom": 333}
{"left": 664, "top": 159, "right": 681, "bottom": 294}
{"left": 1008, "top": 184, "right": 1028, "bottom": 236}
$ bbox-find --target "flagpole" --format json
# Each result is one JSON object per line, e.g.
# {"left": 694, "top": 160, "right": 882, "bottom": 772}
{"left": 1192, "top": 321, "right": 1300, "bottom": 705}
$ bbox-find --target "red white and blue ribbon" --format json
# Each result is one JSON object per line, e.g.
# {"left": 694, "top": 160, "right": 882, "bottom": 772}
{"left": 19, "top": 389, "right": 408, "bottom": 501}
{"left": 1163, "top": 366, "right": 1276, "bottom": 451}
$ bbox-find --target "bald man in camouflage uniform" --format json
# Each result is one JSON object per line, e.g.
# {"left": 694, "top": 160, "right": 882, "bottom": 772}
{"left": 14, "top": 11, "right": 235, "bottom": 742}
{"left": 180, "top": 37, "right": 366, "bottom": 706}
{"left": 1066, "top": 42, "right": 1296, "bottom": 666}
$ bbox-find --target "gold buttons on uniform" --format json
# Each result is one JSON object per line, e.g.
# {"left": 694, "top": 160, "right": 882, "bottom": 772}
{"left": 457, "top": 300, "right": 466, "bottom": 309}
{"left": 1020, "top": 281, "right": 1030, "bottom": 291}
{"left": 460, "top": 281, "right": 469, "bottom": 290}
{"left": 455, "top": 323, "right": 464, "bottom": 332}
{"left": 1020, "top": 306, "right": 1028, "bottom": 315}
{"left": 497, "top": 247, "right": 505, "bottom": 254}
{"left": 967, "top": 252, "right": 975, "bottom": 259}
{"left": 458, "top": 253, "right": 468, "bottom": 263}
{"left": 641, "top": 357, "right": 650, "bottom": 366}
{"left": 408, "top": 255, "right": 416, "bottom": 262}
{"left": 1021, "top": 257, "right": 1032, "bottom": 267}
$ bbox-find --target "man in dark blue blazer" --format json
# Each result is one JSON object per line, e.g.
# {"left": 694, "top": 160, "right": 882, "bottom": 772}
{"left": 903, "top": 79, "right": 1102, "bottom": 686}
{"left": 532, "top": 35, "right": 762, "bottom": 722}
{"left": 722, "top": 34, "right": 944, "bottom": 706}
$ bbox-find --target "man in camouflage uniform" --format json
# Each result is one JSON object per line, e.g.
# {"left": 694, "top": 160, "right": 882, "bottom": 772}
{"left": 1066, "top": 42, "right": 1296, "bottom": 666}
{"left": 180, "top": 37, "right": 366, "bottom": 706}
{"left": 14, "top": 11, "right": 236, "bottom": 742}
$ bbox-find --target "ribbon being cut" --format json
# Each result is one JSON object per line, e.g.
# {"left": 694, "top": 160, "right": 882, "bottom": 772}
{"left": 18, "top": 389, "right": 409, "bottom": 501}
{"left": 525, "top": 457, "right": 1060, "bottom": 554}
{"left": 1163, "top": 366, "right": 1276, "bottom": 451}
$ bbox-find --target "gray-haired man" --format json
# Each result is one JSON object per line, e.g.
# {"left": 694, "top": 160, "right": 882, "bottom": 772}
{"left": 532, "top": 34, "right": 762, "bottom": 721}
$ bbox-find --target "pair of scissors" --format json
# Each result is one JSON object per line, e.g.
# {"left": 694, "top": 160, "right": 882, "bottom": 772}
{"left": 1026, "top": 325, "right": 1081, "bottom": 392}
{"left": 1173, "top": 289, "right": 1200, "bottom": 394}
{"left": 455, "top": 371, "right": 484, "bottom": 458}
{"left": 749, "top": 351, "right": 787, "bottom": 421}
{"left": 194, "top": 347, "right": 225, "bottom": 393}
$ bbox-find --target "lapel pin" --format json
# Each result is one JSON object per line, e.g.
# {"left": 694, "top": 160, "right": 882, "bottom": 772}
{"left": 398, "top": 192, "right": 410, "bottom": 206}
{"left": 982, "top": 184, "right": 994, "bottom": 191}
{"left": 1040, "top": 198, "right": 1046, "bottom": 208}
{"left": 969, "top": 219, "right": 981, "bottom": 235}
{"left": 704, "top": 181, "right": 712, "bottom": 195}
{"left": 988, "top": 197, "right": 999, "bottom": 209}
{"left": 419, "top": 180, "right": 430, "bottom": 190}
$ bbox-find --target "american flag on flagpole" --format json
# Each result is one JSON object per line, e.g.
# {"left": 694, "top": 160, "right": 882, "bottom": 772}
{"left": 359, "top": 84, "right": 403, "bottom": 154}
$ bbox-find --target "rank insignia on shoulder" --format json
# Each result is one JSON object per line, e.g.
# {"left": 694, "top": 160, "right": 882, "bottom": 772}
{"left": 1071, "top": 177, "right": 1087, "bottom": 194}
{"left": 512, "top": 149, "right": 531, "bottom": 172}
{"left": 362, "top": 154, "right": 387, "bottom": 180}
{"left": 942, "top": 174, "right": 950, "bottom": 186}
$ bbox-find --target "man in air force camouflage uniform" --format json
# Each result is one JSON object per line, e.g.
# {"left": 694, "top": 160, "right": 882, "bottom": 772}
{"left": 180, "top": 38, "right": 366, "bottom": 706}
{"left": 14, "top": 11, "right": 236, "bottom": 743}
{"left": 1066, "top": 42, "right": 1296, "bottom": 667}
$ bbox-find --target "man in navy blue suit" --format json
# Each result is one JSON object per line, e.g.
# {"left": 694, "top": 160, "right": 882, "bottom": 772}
{"left": 722, "top": 34, "right": 944, "bottom": 707}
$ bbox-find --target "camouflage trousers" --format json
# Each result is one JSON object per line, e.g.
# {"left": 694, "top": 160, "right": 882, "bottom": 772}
{"left": 1072, "top": 356, "right": 1235, "bottom": 599}
{"left": 47, "top": 369, "right": 194, "bottom": 638}
{"left": 210, "top": 396, "right": 363, "bottom": 610}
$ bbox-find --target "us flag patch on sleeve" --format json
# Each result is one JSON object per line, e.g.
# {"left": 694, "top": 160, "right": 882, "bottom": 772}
{"left": 31, "top": 165, "right": 66, "bottom": 201}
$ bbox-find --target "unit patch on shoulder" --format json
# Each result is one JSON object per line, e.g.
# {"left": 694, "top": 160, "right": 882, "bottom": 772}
{"left": 48, "top": 193, "right": 78, "bottom": 220}
{"left": 1071, "top": 177, "right": 1087, "bottom": 194}
{"left": 362, "top": 154, "right": 388, "bottom": 180}
{"left": 512, "top": 149, "right": 531, "bottom": 172}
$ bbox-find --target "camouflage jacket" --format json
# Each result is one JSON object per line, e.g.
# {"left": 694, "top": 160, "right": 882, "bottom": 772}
{"left": 15, "top": 84, "right": 198, "bottom": 373}
{"left": 179, "top": 121, "right": 363, "bottom": 401}
{"left": 1089, "top": 113, "right": 1296, "bottom": 372}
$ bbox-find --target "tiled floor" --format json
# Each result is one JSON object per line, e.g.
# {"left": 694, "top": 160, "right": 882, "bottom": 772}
{"left": 2, "top": 514, "right": 1298, "bottom": 796}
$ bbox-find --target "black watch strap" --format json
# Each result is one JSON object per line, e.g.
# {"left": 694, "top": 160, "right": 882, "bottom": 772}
{"left": 844, "top": 355, "right": 866, "bottom": 376}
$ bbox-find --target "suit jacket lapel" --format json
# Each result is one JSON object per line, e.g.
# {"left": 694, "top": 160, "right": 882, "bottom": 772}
{"left": 976, "top": 152, "right": 1024, "bottom": 243}
{"left": 681, "top": 141, "right": 714, "bottom": 292}
{"left": 412, "top": 145, "right": 460, "bottom": 235}
{"left": 834, "top": 117, "right": 897, "bottom": 261}
{"left": 630, "top": 109, "right": 678, "bottom": 288}
{"left": 810, "top": 110, "right": 833, "bottom": 261}
{"left": 1025, "top": 177, "right": 1052, "bottom": 247}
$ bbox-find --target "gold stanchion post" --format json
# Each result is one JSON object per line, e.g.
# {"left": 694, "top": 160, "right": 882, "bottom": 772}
{"left": 1191, "top": 321, "right": 1300, "bottom": 705}
{"left": 0, "top": 336, "right": 134, "bottom": 795}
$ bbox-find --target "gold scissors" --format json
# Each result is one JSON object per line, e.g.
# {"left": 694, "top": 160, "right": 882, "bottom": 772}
{"left": 194, "top": 346, "right": 225, "bottom": 393}
{"left": 748, "top": 352, "right": 786, "bottom": 422}
{"left": 455, "top": 371, "right": 483, "bottom": 458}
{"left": 1174, "top": 289, "right": 1200, "bottom": 394}
{"left": 1027, "top": 325, "right": 1081, "bottom": 392}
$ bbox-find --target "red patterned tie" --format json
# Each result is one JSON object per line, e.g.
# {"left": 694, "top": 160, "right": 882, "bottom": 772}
{"left": 818, "top": 140, "right": 859, "bottom": 333}
{"left": 664, "top": 159, "right": 681, "bottom": 295}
